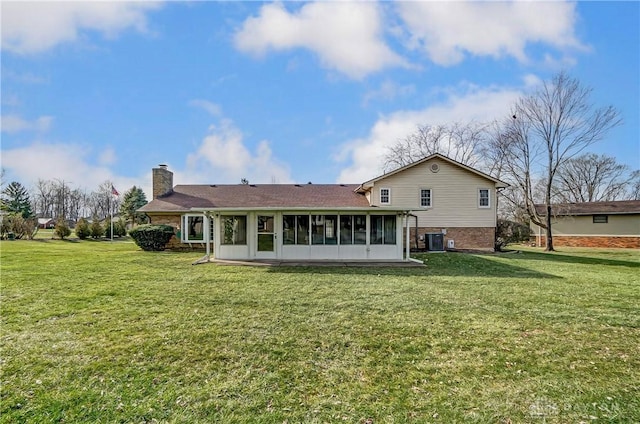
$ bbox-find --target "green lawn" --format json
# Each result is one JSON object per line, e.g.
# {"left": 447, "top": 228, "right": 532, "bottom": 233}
{"left": 1, "top": 241, "right": 638, "bottom": 423}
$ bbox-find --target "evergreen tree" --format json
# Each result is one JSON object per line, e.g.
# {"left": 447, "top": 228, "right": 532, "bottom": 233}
{"left": 75, "top": 217, "right": 91, "bottom": 240}
{"left": 90, "top": 217, "right": 103, "bottom": 239}
{"left": 54, "top": 218, "right": 71, "bottom": 239}
{"left": 1, "top": 181, "right": 34, "bottom": 218}
{"left": 119, "top": 186, "right": 148, "bottom": 227}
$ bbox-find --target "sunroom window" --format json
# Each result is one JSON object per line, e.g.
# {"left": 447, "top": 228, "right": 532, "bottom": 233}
{"left": 221, "top": 215, "right": 247, "bottom": 245}
{"left": 370, "top": 215, "right": 397, "bottom": 245}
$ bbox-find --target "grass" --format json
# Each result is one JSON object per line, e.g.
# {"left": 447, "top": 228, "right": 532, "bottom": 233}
{"left": 1, "top": 240, "right": 638, "bottom": 423}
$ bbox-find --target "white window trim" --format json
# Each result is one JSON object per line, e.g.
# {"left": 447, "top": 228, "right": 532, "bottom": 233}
{"left": 182, "top": 214, "right": 207, "bottom": 242}
{"left": 420, "top": 188, "right": 432, "bottom": 208}
{"left": 478, "top": 188, "right": 490, "bottom": 209}
{"left": 380, "top": 188, "right": 391, "bottom": 205}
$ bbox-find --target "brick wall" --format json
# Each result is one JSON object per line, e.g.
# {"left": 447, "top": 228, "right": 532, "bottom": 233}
{"left": 147, "top": 214, "right": 198, "bottom": 250}
{"left": 408, "top": 226, "right": 495, "bottom": 251}
{"left": 535, "top": 235, "right": 640, "bottom": 249}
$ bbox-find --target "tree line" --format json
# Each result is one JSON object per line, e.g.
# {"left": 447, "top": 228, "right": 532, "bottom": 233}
{"left": 0, "top": 174, "right": 148, "bottom": 239}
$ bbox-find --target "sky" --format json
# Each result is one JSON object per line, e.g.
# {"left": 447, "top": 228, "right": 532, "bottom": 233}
{"left": 1, "top": 1, "right": 639, "bottom": 199}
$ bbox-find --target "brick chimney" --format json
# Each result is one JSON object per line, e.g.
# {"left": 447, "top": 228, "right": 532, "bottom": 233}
{"left": 152, "top": 164, "right": 173, "bottom": 199}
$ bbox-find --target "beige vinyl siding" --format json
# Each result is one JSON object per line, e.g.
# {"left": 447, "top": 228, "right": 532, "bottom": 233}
{"left": 531, "top": 214, "right": 640, "bottom": 236}
{"left": 370, "top": 158, "right": 497, "bottom": 227}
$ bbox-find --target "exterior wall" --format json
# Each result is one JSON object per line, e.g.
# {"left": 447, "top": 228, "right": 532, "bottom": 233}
{"left": 147, "top": 213, "right": 199, "bottom": 250}
{"left": 369, "top": 158, "right": 498, "bottom": 228}
{"left": 531, "top": 214, "right": 639, "bottom": 236}
{"left": 535, "top": 235, "right": 639, "bottom": 249}
{"left": 408, "top": 226, "right": 495, "bottom": 251}
{"left": 531, "top": 213, "right": 640, "bottom": 248}
{"left": 149, "top": 211, "right": 405, "bottom": 260}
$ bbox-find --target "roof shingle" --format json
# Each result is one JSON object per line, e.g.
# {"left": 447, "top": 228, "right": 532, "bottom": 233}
{"left": 534, "top": 200, "right": 640, "bottom": 216}
{"left": 139, "top": 184, "right": 372, "bottom": 213}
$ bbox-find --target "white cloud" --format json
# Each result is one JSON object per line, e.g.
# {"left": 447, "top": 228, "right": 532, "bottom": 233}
{"left": 233, "top": 1, "right": 407, "bottom": 79}
{"left": 397, "top": 1, "right": 585, "bottom": 66}
{"left": 362, "top": 80, "right": 415, "bottom": 106}
{"left": 335, "top": 83, "right": 524, "bottom": 183}
{"left": 1, "top": 141, "right": 150, "bottom": 198}
{"left": 1, "top": 2, "right": 161, "bottom": 54}
{"left": 183, "top": 118, "right": 292, "bottom": 184}
{"left": 1, "top": 114, "right": 53, "bottom": 133}
{"left": 189, "top": 99, "right": 222, "bottom": 117}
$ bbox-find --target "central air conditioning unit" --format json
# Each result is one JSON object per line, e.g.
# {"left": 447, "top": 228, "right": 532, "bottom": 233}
{"left": 426, "top": 233, "right": 444, "bottom": 251}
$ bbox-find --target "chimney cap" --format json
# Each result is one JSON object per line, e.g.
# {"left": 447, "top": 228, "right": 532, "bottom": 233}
{"left": 158, "top": 164, "right": 168, "bottom": 169}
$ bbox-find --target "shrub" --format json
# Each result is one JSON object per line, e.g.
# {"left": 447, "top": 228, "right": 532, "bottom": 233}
{"left": 129, "top": 224, "right": 175, "bottom": 251}
{"left": 104, "top": 218, "right": 127, "bottom": 238}
{"left": 54, "top": 218, "right": 72, "bottom": 240}
{"left": 90, "top": 218, "right": 103, "bottom": 239}
{"left": 495, "top": 218, "right": 531, "bottom": 251}
{"left": 0, "top": 214, "right": 38, "bottom": 239}
{"left": 75, "top": 218, "right": 91, "bottom": 240}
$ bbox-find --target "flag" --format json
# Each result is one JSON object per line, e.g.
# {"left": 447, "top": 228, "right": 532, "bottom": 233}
{"left": 111, "top": 185, "right": 119, "bottom": 196}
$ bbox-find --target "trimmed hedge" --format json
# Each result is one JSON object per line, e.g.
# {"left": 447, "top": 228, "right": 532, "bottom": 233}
{"left": 129, "top": 224, "right": 175, "bottom": 251}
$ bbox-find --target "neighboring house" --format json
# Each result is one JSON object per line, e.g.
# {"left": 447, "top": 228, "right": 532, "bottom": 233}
{"left": 530, "top": 200, "right": 640, "bottom": 248}
{"left": 138, "top": 154, "right": 508, "bottom": 261}
{"left": 37, "top": 218, "right": 55, "bottom": 229}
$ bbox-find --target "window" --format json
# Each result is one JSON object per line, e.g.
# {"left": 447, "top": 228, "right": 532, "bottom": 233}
{"left": 311, "top": 215, "right": 337, "bottom": 245}
{"left": 182, "top": 214, "right": 204, "bottom": 242}
{"left": 593, "top": 215, "right": 608, "bottom": 223}
{"left": 339, "top": 215, "right": 367, "bottom": 245}
{"left": 221, "top": 215, "right": 247, "bottom": 245}
{"left": 370, "top": 215, "right": 396, "bottom": 245}
{"left": 181, "top": 215, "right": 214, "bottom": 242}
{"left": 420, "top": 189, "right": 432, "bottom": 207}
{"left": 380, "top": 188, "right": 390, "bottom": 205}
{"left": 283, "top": 215, "right": 310, "bottom": 245}
{"left": 478, "top": 189, "right": 490, "bottom": 208}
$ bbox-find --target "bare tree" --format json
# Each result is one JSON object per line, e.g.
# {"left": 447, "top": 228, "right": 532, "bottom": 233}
{"left": 629, "top": 170, "right": 640, "bottom": 200}
{"left": 494, "top": 72, "right": 621, "bottom": 251}
{"left": 383, "top": 122, "right": 488, "bottom": 171}
{"left": 554, "top": 153, "right": 635, "bottom": 202}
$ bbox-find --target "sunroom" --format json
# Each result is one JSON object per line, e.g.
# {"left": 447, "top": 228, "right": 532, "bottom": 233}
{"left": 182, "top": 208, "right": 412, "bottom": 261}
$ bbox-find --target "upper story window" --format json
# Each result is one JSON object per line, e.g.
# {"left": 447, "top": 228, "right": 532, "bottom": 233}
{"left": 593, "top": 215, "right": 608, "bottom": 223}
{"left": 420, "top": 189, "right": 432, "bottom": 207}
{"left": 478, "top": 189, "right": 490, "bottom": 208}
{"left": 380, "top": 188, "right": 391, "bottom": 205}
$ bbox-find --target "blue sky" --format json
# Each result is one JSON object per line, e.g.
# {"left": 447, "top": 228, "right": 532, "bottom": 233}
{"left": 2, "top": 1, "right": 638, "bottom": 198}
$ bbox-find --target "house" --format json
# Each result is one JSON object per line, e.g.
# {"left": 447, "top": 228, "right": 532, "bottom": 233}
{"left": 530, "top": 200, "right": 640, "bottom": 248}
{"left": 37, "top": 218, "right": 55, "bottom": 229}
{"left": 138, "top": 154, "right": 508, "bottom": 261}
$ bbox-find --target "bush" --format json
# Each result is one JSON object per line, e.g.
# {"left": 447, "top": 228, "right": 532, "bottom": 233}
{"left": 90, "top": 218, "right": 103, "bottom": 239}
{"left": 54, "top": 218, "right": 72, "bottom": 240}
{"left": 0, "top": 214, "right": 38, "bottom": 240}
{"left": 75, "top": 218, "right": 91, "bottom": 240}
{"left": 495, "top": 218, "right": 531, "bottom": 251}
{"left": 104, "top": 218, "right": 127, "bottom": 238}
{"left": 129, "top": 224, "right": 175, "bottom": 251}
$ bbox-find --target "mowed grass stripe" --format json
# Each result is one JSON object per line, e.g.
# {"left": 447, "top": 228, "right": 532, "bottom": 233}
{"left": 1, "top": 240, "right": 638, "bottom": 423}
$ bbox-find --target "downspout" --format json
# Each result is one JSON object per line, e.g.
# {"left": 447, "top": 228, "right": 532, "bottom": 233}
{"left": 405, "top": 211, "right": 411, "bottom": 261}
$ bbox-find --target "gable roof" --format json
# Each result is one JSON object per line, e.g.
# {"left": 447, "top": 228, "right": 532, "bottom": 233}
{"left": 139, "top": 184, "right": 374, "bottom": 213}
{"left": 357, "top": 153, "right": 509, "bottom": 191}
{"left": 534, "top": 200, "right": 640, "bottom": 216}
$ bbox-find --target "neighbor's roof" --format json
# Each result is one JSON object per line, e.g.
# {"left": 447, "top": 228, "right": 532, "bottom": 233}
{"left": 357, "top": 153, "right": 509, "bottom": 191}
{"left": 534, "top": 200, "right": 640, "bottom": 216}
{"left": 138, "top": 184, "right": 374, "bottom": 213}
